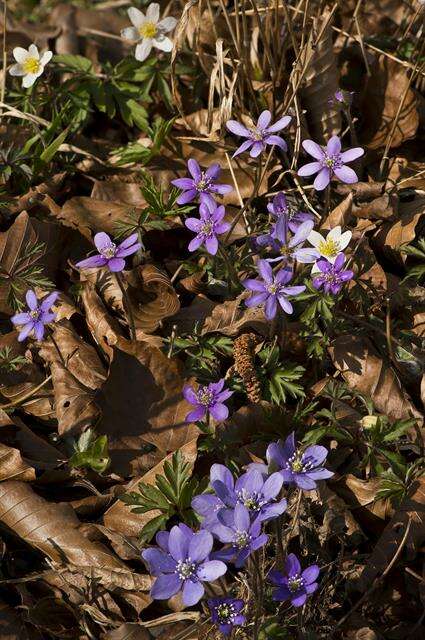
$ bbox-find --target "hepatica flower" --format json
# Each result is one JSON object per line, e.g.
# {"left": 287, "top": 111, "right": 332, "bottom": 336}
{"left": 185, "top": 198, "right": 230, "bottom": 255}
{"left": 76, "top": 232, "right": 141, "bottom": 272}
{"left": 312, "top": 253, "right": 354, "bottom": 294}
{"left": 297, "top": 136, "right": 364, "bottom": 191}
{"left": 121, "top": 4, "right": 177, "bottom": 62}
{"left": 243, "top": 260, "right": 306, "bottom": 320}
{"left": 268, "top": 192, "right": 314, "bottom": 232}
{"left": 213, "top": 503, "right": 268, "bottom": 567}
{"left": 329, "top": 89, "right": 354, "bottom": 109}
{"left": 266, "top": 432, "right": 333, "bottom": 490}
{"left": 208, "top": 598, "right": 246, "bottom": 636}
{"left": 172, "top": 159, "right": 232, "bottom": 206}
{"left": 142, "top": 524, "right": 227, "bottom": 606}
{"left": 226, "top": 110, "right": 291, "bottom": 158}
{"left": 183, "top": 379, "right": 233, "bottom": 423}
{"left": 265, "top": 217, "right": 316, "bottom": 265}
{"left": 269, "top": 553, "right": 320, "bottom": 607}
{"left": 9, "top": 45, "right": 52, "bottom": 88}
{"left": 11, "top": 290, "right": 58, "bottom": 342}
{"left": 307, "top": 226, "right": 352, "bottom": 267}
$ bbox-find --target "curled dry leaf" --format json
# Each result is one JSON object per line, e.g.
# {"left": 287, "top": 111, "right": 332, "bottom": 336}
{"left": 0, "top": 601, "right": 36, "bottom": 640}
{"left": 128, "top": 264, "right": 181, "bottom": 335}
{"left": 360, "top": 56, "right": 419, "bottom": 150}
{"left": 55, "top": 197, "right": 144, "bottom": 239}
{"left": 329, "top": 334, "right": 422, "bottom": 426}
{"left": 103, "top": 438, "right": 198, "bottom": 537}
{"left": 372, "top": 193, "right": 425, "bottom": 260}
{"left": 80, "top": 282, "right": 125, "bottom": 359}
{"left": 0, "top": 441, "right": 35, "bottom": 482}
{"left": 321, "top": 193, "right": 353, "bottom": 231}
{"left": 201, "top": 293, "right": 270, "bottom": 337}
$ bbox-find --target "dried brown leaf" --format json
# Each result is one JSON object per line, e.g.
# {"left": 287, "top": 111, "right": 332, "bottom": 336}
{"left": 56, "top": 197, "right": 144, "bottom": 239}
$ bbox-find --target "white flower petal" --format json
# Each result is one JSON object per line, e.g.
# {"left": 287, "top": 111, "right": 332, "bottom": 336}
{"left": 308, "top": 230, "right": 325, "bottom": 248}
{"left": 135, "top": 38, "right": 153, "bottom": 61}
{"left": 327, "top": 226, "right": 342, "bottom": 242}
{"left": 128, "top": 6, "right": 145, "bottom": 27}
{"left": 121, "top": 26, "right": 140, "bottom": 41}
{"left": 9, "top": 63, "right": 25, "bottom": 76}
{"left": 22, "top": 73, "right": 37, "bottom": 88}
{"left": 13, "top": 47, "right": 29, "bottom": 64}
{"left": 338, "top": 230, "right": 352, "bottom": 251}
{"left": 153, "top": 35, "right": 173, "bottom": 52}
{"left": 39, "top": 51, "right": 53, "bottom": 66}
{"left": 311, "top": 263, "right": 321, "bottom": 273}
{"left": 28, "top": 44, "right": 39, "bottom": 59}
{"left": 157, "top": 16, "right": 177, "bottom": 32}
{"left": 146, "top": 3, "right": 160, "bottom": 23}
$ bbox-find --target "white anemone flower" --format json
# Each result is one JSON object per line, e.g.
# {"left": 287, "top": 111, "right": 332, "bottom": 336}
{"left": 9, "top": 44, "right": 52, "bottom": 88}
{"left": 307, "top": 226, "right": 352, "bottom": 272}
{"left": 121, "top": 4, "right": 177, "bottom": 62}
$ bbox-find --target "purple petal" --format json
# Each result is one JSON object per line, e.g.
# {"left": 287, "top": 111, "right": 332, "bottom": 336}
{"left": 168, "top": 524, "right": 191, "bottom": 561}
{"left": 142, "top": 548, "right": 176, "bottom": 575}
{"left": 211, "top": 463, "right": 234, "bottom": 489}
{"left": 334, "top": 165, "right": 358, "bottom": 184}
{"left": 183, "top": 385, "right": 198, "bottom": 405}
{"left": 205, "top": 235, "right": 219, "bottom": 255}
{"left": 307, "top": 468, "right": 334, "bottom": 480}
{"left": 76, "top": 255, "right": 108, "bottom": 269}
{"left": 297, "top": 162, "right": 322, "bottom": 177}
{"left": 209, "top": 402, "right": 229, "bottom": 422}
{"left": 334, "top": 252, "right": 346, "bottom": 270}
{"left": 115, "top": 243, "right": 141, "bottom": 258}
{"left": 272, "top": 585, "right": 291, "bottom": 602}
{"left": 265, "top": 296, "right": 277, "bottom": 320}
{"left": 234, "top": 503, "right": 250, "bottom": 532}
{"left": 340, "top": 270, "right": 354, "bottom": 282}
{"left": 172, "top": 177, "right": 195, "bottom": 189}
{"left": 151, "top": 573, "right": 182, "bottom": 600}
{"left": 250, "top": 142, "right": 265, "bottom": 157}
{"left": 291, "top": 592, "right": 307, "bottom": 607}
{"left": 189, "top": 530, "right": 213, "bottom": 562}
{"left": 283, "top": 433, "right": 296, "bottom": 460}
{"left": 187, "top": 159, "right": 202, "bottom": 181}
{"left": 266, "top": 441, "right": 286, "bottom": 469}
{"left": 215, "top": 222, "right": 231, "bottom": 235}
{"left": 211, "top": 183, "right": 233, "bottom": 195}
{"left": 192, "top": 494, "right": 222, "bottom": 516}
{"left": 182, "top": 580, "right": 204, "bottom": 606}
{"left": 33, "top": 322, "right": 45, "bottom": 341}
{"left": 266, "top": 115, "right": 291, "bottom": 133}
{"left": 340, "top": 147, "right": 364, "bottom": 163}
{"left": 294, "top": 247, "right": 320, "bottom": 263}
{"left": 294, "top": 474, "right": 317, "bottom": 490}
{"left": 235, "top": 470, "right": 263, "bottom": 496}
{"left": 285, "top": 553, "right": 301, "bottom": 577}
{"left": 302, "top": 565, "right": 320, "bottom": 584}
{"left": 268, "top": 569, "right": 285, "bottom": 586}
{"left": 262, "top": 472, "right": 284, "bottom": 500}
{"left": 39, "top": 313, "right": 55, "bottom": 327}
{"left": 11, "top": 312, "right": 31, "bottom": 325}
{"left": 196, "top": 560, "right": 227, "bottom": 581}
{"left": 326, "top": 135, "right": 341, "bottom": 156}
{"left": 188, "top": 236, "right": 205, "bottom": 252}
{"left": 215, "top": 389, "right": 233, "bottom": 402}
{"left": 234, "top": 547, "right": 251, "bottom": 568}
{"left": 107, "top": 258, "right": 125, "bottom": 272}
{"left": 211, "top": 524, "right": 235, "bottom": 544}
{"left": 302, "top": 140, "right": 324, "bottom": 160}
{"left": 316, "top": 258, "right": 332, "bottom": 273}
{"left": 17, "top": 322, "right": 34, "bottom": 342}
{"left": 186, "top": 406, "right": 207, "bottom": 422}
{"left": 205, "top": 163, "right": 221, "bottom": 180}
{"left": 305, "top": 582, "right": 319, "bottom": 595}
{"left": 257, "top": 110, "right": 272, "bottom": 129}
{"left": 264, "top": 135, "right": 287, "bottom": 151}
{"left": 275, "top": 267, "right": 293, "bottom": 284}
{"left": 118, "top": 233, "right": 139, "bottom": 250}
{"left": 245, "top": 292, "right": 268, "bottom": 308}
{"left": 280, "top": 469, "right": 295, "bottom": 484}
{"left": 258, "top": 259, "right": 272, "bottom": 282}
{"left": 93, "top": 232, "right": 112, "bottom": 252}
{"left": 156, "top": 531, "right": 170, "bottom": 551}
{"left": 177, "top": 189, "right": 198, "bottom": 204}
{"left": 26, "top": 290, "right": 38, "bottom": 310}
{"left": 226, "top": 120, "right": 251, "bottom": 137}
{"left": 250, "top": 533, "right": 268, "bottom": 551}
{"left": 303, "top": 445, "right": 328, "bottom": 467}
{"left": 259, "top": 499, "right": 287, "bottom": 521}
{"left": 314, "top": 167, "right": 331, "bottom": 191}
{"left": 289, "top": 220, "right": 315, "bottom": 247}
{"left": 243, "top": 278, "right": 266, "bottom": 292}
{"left": 232, "top": 139, "right": 254, "bottom": 157}
{"left": 282, "top": 285, "right": 305, "bottom": 296}
{"left": 278, "top": 296, "right": 293, "bottom": 314}
{"left": 40, "top": 291, "right": 59, "bottom": 311}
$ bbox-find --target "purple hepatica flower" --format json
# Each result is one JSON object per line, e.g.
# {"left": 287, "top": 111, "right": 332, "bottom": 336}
{"left": 183, "top": 379, "right": 233, "bottom": 423}
{"left": 76, "top": 232, "right": 141, "bottom": 273}
{"left": 269, "top": 553, "right": 319, "bottom": 608}
{"left": 297, "top": 136, "right": 364, "bottom": 191}
{"left": 208, "top": 598, "right": 246, "bottom": 636}
{"left": 265, "top": 217, "right": 317, "bottom": 266}
{"left": 266, "top": 432, "right": 333, "bottom": 490}
{"left": 226, "top": 110, "right": 291, "bottom": 158}
{"left": 267, "top": 192, "right": 314, "bottom": 233}
{"left": 312, "top": 252, "right": 354, "bottom": 295}
{"left": 171, "top": 159, "right": 233, "bottom": 205}
{"left": 142, "top": 524, "right": 227, "bottom": 606}
{"left": 212, "top": 503, "right": 268, "bottom": 568}
{"left": 243, "top": 260, "right": 306, "bottom": 320}
{"left": 11, "top": 290, "right": 58, "bottom": 342}
{"left": 185, "top": 197, "right": 230, "bottom": 255}
{"left": 329, "top": 89, "right": 354, "bottom": 109}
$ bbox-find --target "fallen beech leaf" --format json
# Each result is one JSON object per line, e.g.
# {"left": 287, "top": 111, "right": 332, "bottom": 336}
{"left": 0, "top": 442, "right": 35, "bottom": 482}
{"left": 0, "top": 409, "right": 61, "bottom": 468}
{"left": 91, "top": 180, "right": 146, "bottom": 207}
{"left": 55, "top": 197, "right": 144, "bottom": 239}
{"left": 201, "top": 294, "right": 270, "bottom": 337}
{"left": 103, "top": 438, "right": 198, "bottom": 537}
{"left": 335, "top": 474, "right": 393, "bottom": 520}
{"left": 128, "top": 264, "right": 181, "bottom": 334}
{"left": 360, "top": 56, "right": 419, "bottom": 150}
{"left": 373, "top": 193, "right": 425, "bottom": 259}
{"left": 321, "top": 193, "right": 353, "bottom": 230}
{"left": 330, "top": 335, "right": 422, "bottom": 425}
{"left": 80, "top": 282, "right": 125, "bottom": 359}
{"left": 318, "top": 483, "right": 364, "bottom": 543}
{"left": 103, "top": 625, "right": 150, "bottom": 640}
{"left": 353, "top": 193, "right": 398, "bottom": 220}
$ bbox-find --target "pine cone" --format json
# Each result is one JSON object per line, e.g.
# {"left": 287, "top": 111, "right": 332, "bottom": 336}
{"left": 233, "top": 333, "right": 262, "bottom": 403}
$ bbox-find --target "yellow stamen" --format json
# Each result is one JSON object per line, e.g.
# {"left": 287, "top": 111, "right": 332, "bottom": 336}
{"left": 139, "top": 22, "right": 157, "bottom": 38}
{"left": 318, "top": 238, "right": 339, "bottom": 258}
{"left": 23, "top": 57, "right": 40, "bottom": 74}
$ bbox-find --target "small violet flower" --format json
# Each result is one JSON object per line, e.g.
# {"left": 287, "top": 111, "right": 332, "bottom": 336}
{"left": 208, "top": 598, "right": 246, "bottom": 636}
{"left": 226, "top": 110, "right": 291, "bottom": 158}
{"left": 142, "top": 524, "right": 227, "bottom": 606}
{"left": 171, "top": 159, "right": 233, "bottom": 205}
{"left": 212, "top": 503, "right": 268, "bottom": 568}
{"left": 265, "top": 432, "right": 334, "bottom": 490}
{"left": 185, "top": 198, "right": 230, "bottom": 256}
{"left": 243, "top": 260, "right": 306, "bottom": 321}
{"left": 75, "top": 232, "right": 141, "bottom": 273}
{"left": 183, "top": 379, "right": 233, "bottom": 423}
{"left": 328, "top": 89, "right": 354, "bottom": 109}
{"left": 192, "top": 465, "right": 287, "bottom": 529}
{"left": 269, "top": 553, "right": 320, "bottom": 607}
{"left": 297, "top": 135, "right": 364, "bottom": 191}
{"left": 121, "top": 4, "right": 177, "bottom": 62}
{"left": 9, "top": 44, "right": 52, "bottom": 88}
{"left": 267, "top": 192, "right": 314, "bottom": 232}
{"left": 312, "top": 253, "right": 354, "bottom": 295}
{"left": 307, "top": 226, "right": 352, "bottom": 269}
{"left": 264, "top": 217, "right": 316, "bottom": 265}
{"left": 11, "top": 290, "right": 58, "bottom": 342}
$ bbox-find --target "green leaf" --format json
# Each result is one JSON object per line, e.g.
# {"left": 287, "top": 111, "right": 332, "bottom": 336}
{"left": 39, "top": 127, "right": 69, "bottom": 164}
{"left": 54, "top": 54, "right": 94, "bottom": 74}
{"left": 139, "top": 514, "right": 169, "bottom": 543}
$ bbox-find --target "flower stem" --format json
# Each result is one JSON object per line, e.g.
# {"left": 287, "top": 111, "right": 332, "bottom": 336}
{"left": 115, "top": 272, "right": 137, "bottom": 342}
{"left": 251, "top": 551, "right": 264, "bottom": 640}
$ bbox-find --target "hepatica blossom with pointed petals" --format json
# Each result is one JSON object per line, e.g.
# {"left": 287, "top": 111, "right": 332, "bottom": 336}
{"left": 226, "top": 110, "right": 291, "bottom": 158}
{"left": 268, "top": 192, "right": 314, "bottom": 232}
{"left": 313, "top": 253, "right": 354, "bottom": 294}
{"left": 212, "top": 503, "right": 268, "bottom": 567}
{"left": 208, "top": 598, "right": 246, "bottom": 636}
{"left": 183, "top": 379, "right": 233, "bottom": 423}
{"left": 269, "top": 553, "right": 320, "bottom": 607}
{"left": 265, "top": 217, "right": 316, "bottom": 265}
{"left": 9, "top": 44, "right": 52, "bottom": 88}
{"left": 172, "top": 159, "right": 233, "bottom": 205}
{"left": 307, "top": 226, "right": 352, "bottom": 268}
{"left": 142, "top": 524, "right": 227, "bottom": 606}
{"left": 266, "top": 432, "right": 333, "bottom": 490}
{"left": 185, "top": 198, "right": 230, "bottom": 255}
{"left": 298, "top": 136, "right": 364, "bottom": 191}
{"left": 243, "top": 260, "right": 306, "bottom": 320}
{"left": 11, "top": 290, "right": 58, "bottom": 342}
{"left": 121, "top": 4, "right": 177, "bottom": 62}
{"left": 76, "top": 232, "right": 141, "bottom": 273}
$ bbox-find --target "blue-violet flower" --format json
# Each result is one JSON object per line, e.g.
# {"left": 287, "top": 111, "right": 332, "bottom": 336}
{"left": 208, "top": 598, "right": 246, "bottom": 636}
{"left": 312, "top": 252, "right": 354, "bottom": 294}
{"left": 269, "top": 553, "right": 319, "bottom": 607}
{"left": 171, "top": 159, "right": 233, "bottom": 205}
{"left": 76, "top": 232, "right": 141, "bottom": 272}
{"left": 297, "top": 136, "right": 364, "bottom": 191}
{"left": 243, "top": 260, "right": 305, "bottom": 320}
{"left": 183, "top": 379, "right": 233, "bottom": 423}
{"left": 185, "top": 197, "right": 230, "bottom": 255}
{"left": 226, "top": 110, "right": 291, "bottom": 158}
{"left": 11, "top": 289, "right": 58, "bottom": 342}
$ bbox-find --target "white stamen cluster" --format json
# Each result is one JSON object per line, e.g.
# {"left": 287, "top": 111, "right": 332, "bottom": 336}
{"left": 234, "top": 530, "right": 250, "bottom": 549}
{"left": 322, "top": 153, "right": 343, "bottom": 170}
{"left": 100, "top": 242, "right": 117, "bottom": 259}
{"left": 286, "top": 451, "right": 313, "bottom": 474}
{"left": 197, "top": 388, "right": 214, "bottom": 407}
{"left": 217, "top": 603, "right": 236, "bottom": 622}
{"left": 288, "top": 574, "right": 305, "bottom": 592}
{"left": 196, "top": 173, "right": 212, "bottom": 192}
{"left": 237, "top": 489, "right": 265, "bottom": 512}
{"left": 175, "top": 558, "right": 196, "bottom": 580}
